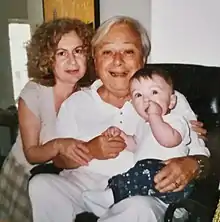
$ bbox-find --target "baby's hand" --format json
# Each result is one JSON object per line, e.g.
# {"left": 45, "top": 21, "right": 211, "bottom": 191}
{"left": 102, "top": 126, "right": 122, "bottom": 138}
{"left": 146, "top": 101, "right": 162, "bottom": 116}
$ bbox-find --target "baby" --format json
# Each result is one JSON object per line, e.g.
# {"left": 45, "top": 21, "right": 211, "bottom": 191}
{"left": 83, "top": 67, "right": 194, "bottom": 216}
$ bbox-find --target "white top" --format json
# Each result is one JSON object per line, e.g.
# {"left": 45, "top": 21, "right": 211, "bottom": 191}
{"left": 134, "top": 113, "right": 191, "bottom": 162}
{"left": 56, "top": 79, "right": 210, "bottom": 177}
{"left": 11, "top": 81, "right": 57, "bottom": 172}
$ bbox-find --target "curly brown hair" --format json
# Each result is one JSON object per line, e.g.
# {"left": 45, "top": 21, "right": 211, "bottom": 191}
{"left": 26, "top": 18, "right": 94, "bottom": 86}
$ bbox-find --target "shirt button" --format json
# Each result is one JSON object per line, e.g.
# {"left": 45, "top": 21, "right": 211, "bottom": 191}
{"left": 120, "top": 112, "right": 123, "bottom": 115}
{"left": 120, "top": 121, "right": 123, "bottom": 124}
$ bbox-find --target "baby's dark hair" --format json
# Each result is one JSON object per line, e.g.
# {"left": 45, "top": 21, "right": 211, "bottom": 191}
{"left": 130, "top": 66, "right": 174, "bottom": 92}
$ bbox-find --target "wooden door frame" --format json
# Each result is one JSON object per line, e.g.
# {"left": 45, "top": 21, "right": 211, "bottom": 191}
{"left": 94, "top": 0, "right": 100, "bottom": 29}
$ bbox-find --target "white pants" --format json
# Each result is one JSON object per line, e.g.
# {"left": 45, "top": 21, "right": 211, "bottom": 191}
{"left": 28, "top": 170, "right": 169, "bottom": 222}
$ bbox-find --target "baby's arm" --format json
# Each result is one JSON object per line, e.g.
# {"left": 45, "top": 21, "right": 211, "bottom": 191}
{"left": 147, "top": 101, "right": 182, "bottom": 148}
{"left": 121, "top": 131, "right": 137, "bottom": 152}
{"left": 102, "top": 127, "right": 137, "bottom": 152}
{"left": 149, "top": 114, "right": 182, "bottom": 147}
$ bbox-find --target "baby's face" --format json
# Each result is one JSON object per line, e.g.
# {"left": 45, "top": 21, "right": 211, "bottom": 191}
{"left": 130, "top": 74, "right": 176, "bottom": 119}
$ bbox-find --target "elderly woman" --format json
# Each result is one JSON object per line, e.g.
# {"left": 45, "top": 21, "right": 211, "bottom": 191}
{"left": 29, "top": 16, "right": 209, "bottom": 222}
{"left": 0, "top": 18, "right": 93, "bottom": 221}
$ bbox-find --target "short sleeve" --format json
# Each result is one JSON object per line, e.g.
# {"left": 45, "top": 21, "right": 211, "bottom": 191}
{"left": 163, "top": 114, "right": 191, "bottom": 146}
{"left": 173, "top": 91, "right": 210, "bottom": 157}
{"left": 19, "top": 81, "right": 40, "bottom": 118}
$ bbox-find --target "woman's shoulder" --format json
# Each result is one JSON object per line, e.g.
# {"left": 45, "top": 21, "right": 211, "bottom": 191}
{"left": 20, "top": 80, "right": 39, "bottom": 98}
{"left": 23, "top": 80, "right": 39, "bottom": 89}
{"left": 21, "top": 80, "right": 48, "bottom": 93}
{"left": 19, "top": 80, "right": 52, "bottom": 107}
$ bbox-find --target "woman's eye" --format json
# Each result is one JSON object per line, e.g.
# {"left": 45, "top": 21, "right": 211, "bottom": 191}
{"left": 102, "top": 50, "right": 112, "bottom": 56}
{"left": 75, "top": 47, "right": 83, "bottom": 54}
{"left": 152, "top": 90, "right": 158, "bottom": 95}
{"left": 57, "top": 51, "right": 67, "bottom": 56}
{"left": 135, "top": 93, "right": 142, "bottom": 98}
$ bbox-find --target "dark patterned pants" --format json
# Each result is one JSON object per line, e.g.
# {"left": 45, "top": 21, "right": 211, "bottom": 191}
{"left": 108, "top": 159, "right": 194, "bottom": 204}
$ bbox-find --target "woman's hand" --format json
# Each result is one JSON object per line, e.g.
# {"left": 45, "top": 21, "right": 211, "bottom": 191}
{"left": 86, "top": 135, "right": 126, "bottom": 160}
{"left": 190, "top": 120, "right": 207, "bottom": 140}
{"left": 56, "top": 138, "right": 92, "bottom": 166}
{"left": 154, "top": 156, "right": 199, "bottom": 193}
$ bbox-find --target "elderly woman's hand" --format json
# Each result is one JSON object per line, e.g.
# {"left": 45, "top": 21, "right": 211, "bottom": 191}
{"left": 190, "top": 120, "right": 207, "bottom": 140}
{"left": 154, "top": 156, "right": 199, "bottom": 193}
{"left": 57, "top": 138, "right": 93, "bottom": 166}
{"left": 86, "top": 135, "right": 126, "bottom": 160}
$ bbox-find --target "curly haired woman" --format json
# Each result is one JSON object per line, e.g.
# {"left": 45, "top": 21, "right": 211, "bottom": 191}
{"left": 0, "top": 18, "right": 93, "bottom": 222}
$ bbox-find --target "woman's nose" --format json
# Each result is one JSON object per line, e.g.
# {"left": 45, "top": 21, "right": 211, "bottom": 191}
{"left": 112, "top": 52, "right": 124, "bottom": 66}
{"left": 67, "top": 54, "right": 77, "bottom": 65}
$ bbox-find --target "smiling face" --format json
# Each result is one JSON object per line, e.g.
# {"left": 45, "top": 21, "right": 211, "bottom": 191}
{"left": 130, "top": 74, "right": 177, "bottom": 119}
{"left": 53, "top": 31, "right": 87, "bottom": 86}
{"left": 94, "top": 23, "right": 145, "bottom": 98}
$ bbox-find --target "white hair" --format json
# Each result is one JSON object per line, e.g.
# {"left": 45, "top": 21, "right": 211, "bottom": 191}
{"left": 92, "top": 16, "right": 151, "bottom": 60}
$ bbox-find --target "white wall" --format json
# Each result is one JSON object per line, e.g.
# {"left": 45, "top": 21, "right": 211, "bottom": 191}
{"left": 99, "top": 0, "right": 220, "bottom": 66}
{"left": 100, "top": 0, "right": 151, "bottom": 39}
{"left": 150, "top": 0, "right": 220, "bottom": 66}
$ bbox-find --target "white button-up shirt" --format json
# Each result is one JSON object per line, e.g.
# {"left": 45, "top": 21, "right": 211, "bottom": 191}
{"left": 56, "top": 80, "right": 209, "bottom": 177}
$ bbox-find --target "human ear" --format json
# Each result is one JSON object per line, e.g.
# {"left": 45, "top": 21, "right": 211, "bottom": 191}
{"left": 169, "top": 94, "right": 177, "bottom": 110}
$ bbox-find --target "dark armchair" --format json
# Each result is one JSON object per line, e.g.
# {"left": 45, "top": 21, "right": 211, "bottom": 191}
{"left": 76, "top": 63, "right": 220, "bottom": 222}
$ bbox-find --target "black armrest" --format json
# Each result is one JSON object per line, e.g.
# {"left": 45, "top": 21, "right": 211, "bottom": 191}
{"left": 75, "top": 212, "right": 98, "bottom": 222}
{"left": 164, "top": 199, "right": 213, "bottom": 222}
{"left": 164, "top": 172, "right": 219, "bottom": 222}
{"left": 29, "top": 163, "right": 63, "bottom": 180}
